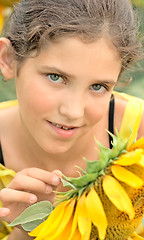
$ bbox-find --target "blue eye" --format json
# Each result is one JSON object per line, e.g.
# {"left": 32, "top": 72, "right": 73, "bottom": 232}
{"left": 48, "top": 74, "right": 63, "bottom": 82}
{"left": 91, "top": 84, "right": 106, "bottom": 93}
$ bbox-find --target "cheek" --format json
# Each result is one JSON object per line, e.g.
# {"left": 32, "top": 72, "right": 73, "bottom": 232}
{"left": 86, "top": 97, "right": 110, "bottom": 124}
{"left": 27, "top": 94, "right": 56, "bottom": 116}
{"left": 17, "top": 79, "right": 59, "bottom": 117}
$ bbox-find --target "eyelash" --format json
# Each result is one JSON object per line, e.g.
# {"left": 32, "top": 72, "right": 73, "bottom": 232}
{"left": 90, "top": 84, "right": 109, "bottom": 93}
{"left": 44, "top": 73, "right": 109, "bottom": 93}
{"left": 47, "top": 73, "right": 65, "bottom": 83}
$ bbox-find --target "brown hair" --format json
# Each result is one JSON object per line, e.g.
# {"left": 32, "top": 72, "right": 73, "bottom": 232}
{"left": 3, "top": 0, "right": 143, "bottom": 74}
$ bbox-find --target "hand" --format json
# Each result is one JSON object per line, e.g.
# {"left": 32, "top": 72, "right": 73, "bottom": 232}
{"left": 0, "top": 168, "right": 62, "bottom": 224}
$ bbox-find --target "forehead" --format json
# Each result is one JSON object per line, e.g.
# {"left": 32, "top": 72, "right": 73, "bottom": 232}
{"left": 37, "top": 36, "right": 121, "bottom": 75}
{"left": 41, "top": 36, "right": 120, "bottom": 58}
{"left": 18, "top": 36, "right": 121, "bottom": 81}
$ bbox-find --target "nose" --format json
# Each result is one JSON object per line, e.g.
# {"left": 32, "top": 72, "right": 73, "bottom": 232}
{"left": 59, "top": 91, "right": 85, "bottom": 120}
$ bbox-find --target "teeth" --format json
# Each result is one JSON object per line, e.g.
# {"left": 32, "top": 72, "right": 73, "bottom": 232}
{"left": 62, "top": 126, "right": 70, "bottom": 130}
{"left": 55, "top": 124, "right": 61, "bottom": 128}
{"left": 51, "top": 122, "right": 72, "bottom": 130}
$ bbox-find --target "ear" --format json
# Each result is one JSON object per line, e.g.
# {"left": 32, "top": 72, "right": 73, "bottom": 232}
{"left": 0, "top": 38, "right": 15, "bottom": 79}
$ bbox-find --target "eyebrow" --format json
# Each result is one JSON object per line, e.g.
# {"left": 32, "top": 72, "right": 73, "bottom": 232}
{"left": 40, "top": 66, "right": 117, "bottom": 86}
{"left": 40, "top": 66, "right": 74, "bottom": 79}
{"left": 94, "top": 80, "right": 116, "bottom": 87}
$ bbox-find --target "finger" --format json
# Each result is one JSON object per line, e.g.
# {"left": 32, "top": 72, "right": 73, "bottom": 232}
{"left": 0, "top": 188, "right": 37, "bottom": 204}
{"left": 51, "top": 170, "right": 63, "bottom": 191}
{"left": 7, "top": 174, "right": 53, "bottom": 194}
{"left": 20, "top": 168, "right": 61, "bottom": 186}
{"left": 52, "top": 170, "right": 62, "bottom": 178}
{"left": 0, "top": 207, "right": 10, "bottom": 218}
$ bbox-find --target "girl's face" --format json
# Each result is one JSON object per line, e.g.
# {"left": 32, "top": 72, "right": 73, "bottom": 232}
{"left": 15, "top": 37, "right": 121, "bottom": 153}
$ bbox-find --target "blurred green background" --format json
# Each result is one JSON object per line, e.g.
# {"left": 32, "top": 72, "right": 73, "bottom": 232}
{"left": 0, "top": 3, "right": 144, "bottom": 102}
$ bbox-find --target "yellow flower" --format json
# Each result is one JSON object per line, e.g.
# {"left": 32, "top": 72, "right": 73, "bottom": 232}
{"left": 111, "top": 165, "right": 143, "bottom": 188}
{"left": 85, "top": 187, "right": 107, "bottom": 240}
{"left": 76, "top": 193, "right": 91, "bottom": 239}
{"left": 128, "top": 232, "right": 144, "bottom": 240}
{"left": 103, "top": 175, "right": 135, "bottom": 220}
{"left": 15, "top": 132, "right": 144, "bottom": 239}
{"left": 128, "top": 137, "right": 144, "bottom": 151}
{"left": 114, "top": 149, "right": 143, "bottom": 166}
{"left": 30, "top": 187, "right": 107, "bottom": 240}
{"left": 30, "top": 199, "right": 76, "bottom": 239}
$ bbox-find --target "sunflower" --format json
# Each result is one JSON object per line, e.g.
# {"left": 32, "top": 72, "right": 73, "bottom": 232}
{"left": 28, "top": 131, "right": 144, "bottom": 240}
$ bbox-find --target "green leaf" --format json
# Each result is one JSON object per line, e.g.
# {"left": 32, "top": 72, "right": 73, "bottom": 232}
{"left": 70, "top": 172, "right": 98, "bottom": 188}
{"left": 22, "top": 219, "right": 45, "bottom": 232}
{"left": 84, "top": 157, "right": 101, "bottom": 174}
{"left": 75, "top": 165, "right": 86, "bottom": 175}
{"left": 106, "top": 130, "right": 118, "bottom": 148}
{"left": 96, "top": 141, "right": 111, "bottom": 167}
{"left": 78, "top": 187, "right": 86, "bottom": 198}
{"left": 9, "top": 201, "right": 53, "bottom": 227}
{"left": 60, "top": 177, "right": 76, "bottom": 189}
{"left": 110, "top": 131, "right": 127, "bottom": 159}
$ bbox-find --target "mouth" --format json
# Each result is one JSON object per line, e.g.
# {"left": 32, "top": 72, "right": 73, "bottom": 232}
{"left": 47, "top": 121, "right": 82, "bottom": 138}
{"left": 48, "top": 121, "right": 76, "bottom": 130}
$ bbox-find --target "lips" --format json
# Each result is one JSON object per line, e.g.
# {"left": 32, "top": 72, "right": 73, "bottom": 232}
{"left": 48, "top": 121, "right": 79, "bottom": 138}
{"left": 49, "top": 121, "right": 75, "bottom": 130}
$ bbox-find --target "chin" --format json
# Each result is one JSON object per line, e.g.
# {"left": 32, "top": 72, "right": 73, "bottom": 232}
{"left": 42, "top": 141, "right": 73, "bottom": 155}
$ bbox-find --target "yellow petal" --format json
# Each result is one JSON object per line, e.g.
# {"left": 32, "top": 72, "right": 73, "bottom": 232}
{"left": 65, "top": 226, "right": 81, "bottom": 240}
{"left": 52, "top": 217, "right": 74, "bottom": 240}
{"left": 129, "top": 232, "right": 144, "bottom": 239}
{"left": 47, "top": 198, "right": 76, "bottom": 239}
{"left": 77, "top": 194, "right": 91, "bottom": 239}
{"left": 28, "top": 220, "right": 46, "bottom": 237}
{"left": 136, "top": 221, "right": 144, "bottom": 235}
{"left": 68, "top": 200, "right": 79, "bottom": 240}
{"left": 85, "top": 186, "right": 107, "bottom": 240}
{"left": 30, "top": 200, "right": 67, "bottom": 239}
{"left": 111, "top": 165, "right": 143, "bottom": 189}
{"left": 138, "top": 155, "right": 144, "bottom": 168}
{"left": 114, "top": 149, "right": 143, "bottom": 166}
{"left": 128, "top": 137, "right": 144, "bottom": 151}
{"left": 103, "top": 175, "right": 135, "bottom": 220}
{"left": 72, "top": 228, "right": 81, "bottom": 240}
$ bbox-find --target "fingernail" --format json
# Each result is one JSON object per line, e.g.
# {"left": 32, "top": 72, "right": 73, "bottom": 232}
{"left": 1, "top": 208, "right": 10, "bottom": 217}
{"left": 45, "top": 185, "right": 52, "bottom": 193}
{"left": 52, "top": 176, "right": 60, "bottom": 185}
{"left": 29, "top": 194, "right": 37, "bottom": 203}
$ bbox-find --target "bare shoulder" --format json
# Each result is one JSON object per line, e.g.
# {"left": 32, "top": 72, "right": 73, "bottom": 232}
{"left": 0, "top": 105, "right": 21, "bottom": 169}
{"left": 0, "top": 99, "right": 18, "bottom": 125}
{"left": 0, "top": 105, "right": 18, "bottom": 132}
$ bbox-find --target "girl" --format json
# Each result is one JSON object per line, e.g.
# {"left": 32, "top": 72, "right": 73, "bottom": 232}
{"left": 0, "top": 0, "right": 144, "bottom": 239}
